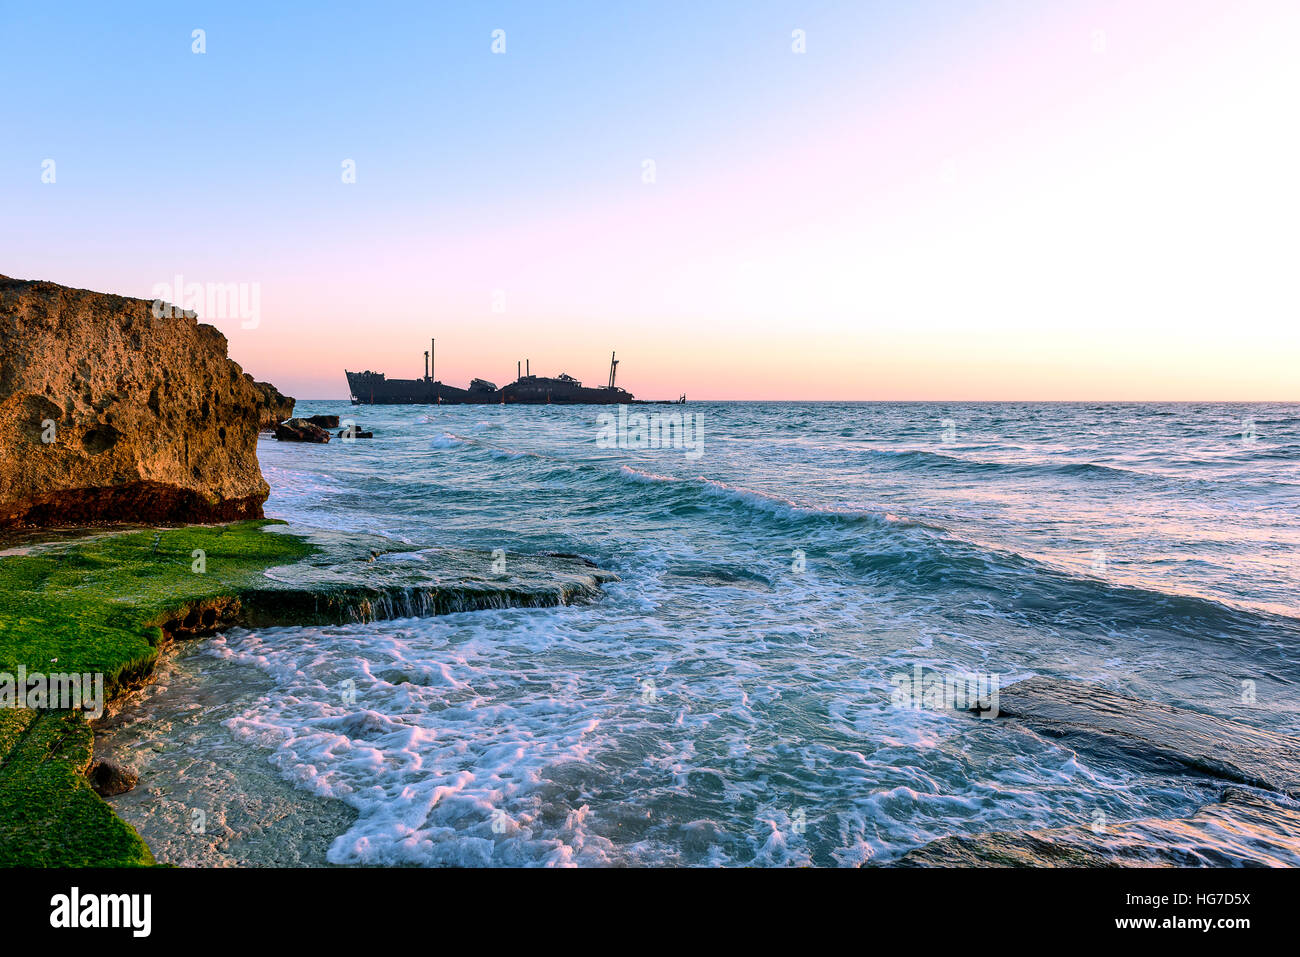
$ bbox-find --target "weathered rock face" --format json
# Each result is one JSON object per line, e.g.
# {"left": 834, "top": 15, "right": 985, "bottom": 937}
{"left": 250, "top": 379, "right": 294, "bottom": 432}
{"left": 0, "top": 275, "right": 271, "bottom": 528}
{"left": 275, "top": 418, "right": 330, "bottom": 443}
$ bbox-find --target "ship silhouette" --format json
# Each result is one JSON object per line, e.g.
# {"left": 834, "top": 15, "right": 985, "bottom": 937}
{"left": 346, "top": 343, "right": 682, "bottom": 405}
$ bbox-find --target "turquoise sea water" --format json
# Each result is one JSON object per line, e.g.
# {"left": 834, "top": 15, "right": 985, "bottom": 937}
{"left": 209, "top": 401, "right": 1300, "bottom": 865}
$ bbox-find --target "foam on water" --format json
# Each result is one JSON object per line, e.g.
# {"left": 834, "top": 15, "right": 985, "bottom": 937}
{"left": 206, "top": 603, "right": 1199, "bottom": 867}
{"left": 118, "top": 402, "right": 1300, "bottom": 865}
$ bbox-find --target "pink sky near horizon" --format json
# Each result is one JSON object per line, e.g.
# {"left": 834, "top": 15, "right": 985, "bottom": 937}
{"left": 16, "top": 0, "right": 1300, "bottom": 401}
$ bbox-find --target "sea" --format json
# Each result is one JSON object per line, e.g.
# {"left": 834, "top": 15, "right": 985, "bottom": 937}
{"left": 98, "top": 401, "right": 1300, "bottom": 866}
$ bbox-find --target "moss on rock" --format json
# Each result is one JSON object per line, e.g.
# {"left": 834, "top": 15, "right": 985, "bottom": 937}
{"left": 0, "top": 710, "right": 154, "bottom": 866}
{"left": 0, "top": 520, "right": 314, "bottom": 693}
{"left": 0, "top": 521, "right": 313, "bottom": 866}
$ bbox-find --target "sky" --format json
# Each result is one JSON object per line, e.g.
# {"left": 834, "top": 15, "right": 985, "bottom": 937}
{"left": 2, "top": 0, "right": 1298, "bottom": 400}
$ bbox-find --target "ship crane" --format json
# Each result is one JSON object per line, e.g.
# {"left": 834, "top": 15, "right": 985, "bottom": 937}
{"left": 608, "top": 352, "right": 619, "bottom": 390}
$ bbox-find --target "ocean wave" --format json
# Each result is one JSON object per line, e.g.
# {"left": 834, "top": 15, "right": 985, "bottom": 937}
{"left": 847, "top": 536, "right": 1300, "bottom": 641}
{"left": 196, "top": 399, "right": 1300, "bottom": 867}
{"left": 429, "top": 430, "right": 545, "bottom": 461}
{"left": 614, "top": 465, "right": 911, "bottom": 528}
{"left": 1249, "top": 443, "right": 1300, "bottom": 459}
{"left": 430, "top": 432, "right": 474, "bottom": 449}
{"left": 865, "top": 448, "right": 1158, "bottom": 483}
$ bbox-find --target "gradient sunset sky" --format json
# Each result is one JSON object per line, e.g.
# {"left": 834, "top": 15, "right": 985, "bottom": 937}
{"left": 3, "top": 0, "right": 1297, "bottom": 400}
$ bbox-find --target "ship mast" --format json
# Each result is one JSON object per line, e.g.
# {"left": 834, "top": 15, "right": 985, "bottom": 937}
{"left": 608, "top": 351, "right": 619, "bottom": 390}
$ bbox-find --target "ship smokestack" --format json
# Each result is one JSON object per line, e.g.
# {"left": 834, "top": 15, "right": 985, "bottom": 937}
{"left": 518, "top": 360, "right": 521, "bottom": 380}
{"left": 526, "top": 359, "right": 530, "bottom": 377}
{"left": 431, "top": 338, "right": 435, "bottom": 382}
{"left": 424, "top": 350, "right": 429, "bottom": 380}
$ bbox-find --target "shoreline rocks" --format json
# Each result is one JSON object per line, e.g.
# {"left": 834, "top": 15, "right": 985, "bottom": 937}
{"left": 251, "top": 380, "right": 294, "bottom": 432}
{"left": 0, "top": 275, "right": 273, "bottom": 528}
{"left": 275, "top": 417, "right": 331, "bottom": 443}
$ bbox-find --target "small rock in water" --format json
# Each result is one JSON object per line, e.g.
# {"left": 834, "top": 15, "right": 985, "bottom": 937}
{"left": 303, "top": 414, "right": 340, "bottom": 428}
{"left": 89, "top": 759, "right": 139, "bottom": 797}
{"left": 338, "top": 427, "right": 373, "bottom": 439}
{"left": 275, "top": 418, "right": 331, "bottom": 443}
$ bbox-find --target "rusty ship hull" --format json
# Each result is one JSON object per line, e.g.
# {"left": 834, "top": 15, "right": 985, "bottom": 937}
{"left": 345, "top": 371, "right": 634, "bottom": 405}
{"left": 345, "top": 348, "right": 678, "bottom": 406}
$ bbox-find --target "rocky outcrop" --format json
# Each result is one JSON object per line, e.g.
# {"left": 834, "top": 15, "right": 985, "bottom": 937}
{"left": 250, "top": 379, "right": 294, "bottom": 432}
{"left": 0, "top": 275, "right": 271, "bottom": 528}
{"left": 303, "top": 414, "right": 339, "bottom": 428}
{"left": 275, "top": 418, "right": 331, "bottom": 443}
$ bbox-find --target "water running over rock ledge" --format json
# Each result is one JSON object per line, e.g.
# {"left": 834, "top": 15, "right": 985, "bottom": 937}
{"left": 0, "top": 520, "right": 616, "bottom": 865}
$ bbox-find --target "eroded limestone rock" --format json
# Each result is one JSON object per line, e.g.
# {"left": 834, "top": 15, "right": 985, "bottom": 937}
{"left": 0, "top": 275, "right": 271, "bottom": 527}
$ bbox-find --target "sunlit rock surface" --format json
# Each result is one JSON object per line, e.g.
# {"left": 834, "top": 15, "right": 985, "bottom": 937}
{"left": 0, "top": 275, "right": 270, "bottom": 527}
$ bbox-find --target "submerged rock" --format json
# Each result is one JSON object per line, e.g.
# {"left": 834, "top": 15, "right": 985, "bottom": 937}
{"left": 88, "top": 759, "right": 139, "bottom": 797}
{"left": 0, "top": 275, "right": 271, "bottom": 528}
{"left": 902, "top": 788, "right": 1300, "bottom": 867}
{"left": 337, "top": 427, "right": 373, "bottom": 439}
{"left": 899, "top": 676, "right": 1300, "bottom": 867}
{"left": 274, "top": 418, "right": 331, "bottom": 443}
{"left": 8, "top": 520, "right": 618, "bottom": 686}
{"left": 980, "top": 676, "right": 1300, "bottom": 798}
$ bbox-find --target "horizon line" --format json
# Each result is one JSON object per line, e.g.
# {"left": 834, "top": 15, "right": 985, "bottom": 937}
{"left": 294, "top": 397, "right": 1300, "bottom": 405}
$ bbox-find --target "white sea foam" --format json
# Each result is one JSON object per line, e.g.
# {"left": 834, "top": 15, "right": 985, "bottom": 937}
{"left": 183, "top": 400, "right": 1300, "bottom": 865}
{"left": 200, "top": 580, "right": 1191, "bottom": 867}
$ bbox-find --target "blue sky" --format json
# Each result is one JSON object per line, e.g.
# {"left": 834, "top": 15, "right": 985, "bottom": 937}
{"left": 3, "top": 1, "right": 1297, "bottom": 399}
